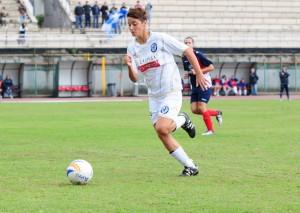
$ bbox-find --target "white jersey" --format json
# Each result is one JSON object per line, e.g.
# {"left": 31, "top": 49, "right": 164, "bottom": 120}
{"left": 127, "top": 32, "right": 188, "bottom": 97}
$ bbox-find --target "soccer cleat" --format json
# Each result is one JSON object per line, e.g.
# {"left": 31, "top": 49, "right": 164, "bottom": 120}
{"left": 216, "top": 111, "right": 223, "bottom": 126}
{"left": 180, "top": 166, "right": 199, "bottom": 176}
{"left": 201, "top": 130, "right": 214, "bottom": 136}
{"left": 179, "top": 112, "right": 196, "bottom": 138}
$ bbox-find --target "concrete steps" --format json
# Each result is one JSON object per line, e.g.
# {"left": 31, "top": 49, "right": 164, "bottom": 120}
{"left": 1, "top": 0, "right": 300, "bottom": 49}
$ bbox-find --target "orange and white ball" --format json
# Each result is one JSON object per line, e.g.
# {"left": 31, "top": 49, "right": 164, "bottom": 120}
{"left": 66, "top": 159, "right": 93, "bottom": 185}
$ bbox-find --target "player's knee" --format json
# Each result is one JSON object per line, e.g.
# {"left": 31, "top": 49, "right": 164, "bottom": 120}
{"left": 155, "top": 124, "right": 170, "bottom": 136}
{"left": 191, "top": 108, "right": 200, "bottom": 114}
{"left": 192, "top": 108, "right": 203, "bottom": 114}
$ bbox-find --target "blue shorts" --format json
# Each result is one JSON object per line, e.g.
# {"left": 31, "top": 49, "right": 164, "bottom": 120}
{"left": 190, "top": 87, "right": 212, "bottom": 103}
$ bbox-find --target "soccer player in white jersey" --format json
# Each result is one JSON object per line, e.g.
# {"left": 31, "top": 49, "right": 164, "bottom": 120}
{"left": 182, "top": 37, "right": 223, "bottom": 136}
{"left": 124, "top": 8, "right": 208, "bottom": 176}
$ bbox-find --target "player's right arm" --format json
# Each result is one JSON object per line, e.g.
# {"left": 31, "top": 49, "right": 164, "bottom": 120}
{"left": 124, "top": 54, "right": 138, "bottom": 82}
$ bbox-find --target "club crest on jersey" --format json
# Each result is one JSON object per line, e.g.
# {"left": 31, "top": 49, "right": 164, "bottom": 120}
{"left": 151, "top": 43, "right": 157, "bottom": 52}
{"left": 160, "top": 106, "right": 169, "bottom": 114}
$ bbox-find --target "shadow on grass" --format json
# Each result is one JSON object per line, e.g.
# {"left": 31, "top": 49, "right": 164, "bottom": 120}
{"left": 58, "top": 182, "right": 94, "bottom": 187}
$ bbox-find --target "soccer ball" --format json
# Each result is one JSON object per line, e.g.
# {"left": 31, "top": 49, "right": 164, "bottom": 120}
{"left": 66, "top": 159, "right": 93, "bottom": 185}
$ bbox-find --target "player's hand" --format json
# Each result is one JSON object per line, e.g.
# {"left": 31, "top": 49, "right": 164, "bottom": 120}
{"left": 124, "top": 55, "right": 132, "bottom": 67}
{"left": 196, "top": 73, "right": 209, "bottom": 90}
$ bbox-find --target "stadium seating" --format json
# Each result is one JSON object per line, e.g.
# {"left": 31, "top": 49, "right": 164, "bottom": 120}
{"left": 58, "top": 85, "right": 89, "bottom": 92}
{"left": 55, "top": 0, "right": 300, "bottom": 49}
{"left": 0, "top": 0, "right": 20, "bottom": 25}
{"left": 0, "top": 0, "right": 37, "bottom": 29}
{"left": 1, "top": 0, "right": 300, "bottom": 48}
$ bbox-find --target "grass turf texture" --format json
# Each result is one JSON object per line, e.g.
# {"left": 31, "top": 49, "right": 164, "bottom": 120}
{"left": 0, "top": 99, "right": 299, "bottom": 213}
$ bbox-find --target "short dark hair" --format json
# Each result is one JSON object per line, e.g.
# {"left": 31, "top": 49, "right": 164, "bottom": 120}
{"left": 127, "top": 8, "right": 147, "bottom": 21}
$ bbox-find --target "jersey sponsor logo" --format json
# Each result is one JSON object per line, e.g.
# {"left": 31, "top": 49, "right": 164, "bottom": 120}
{"left": 136, "top": 53, "right": 158, "bottom": 65}
{"left": 151, "top": 43, "right": 158, "bottom": 52}
{"left": 160, "top": 105, "right": 169, "bottom": 114}
{"left": 138, "top": 60, "right": 161, "bottom": 72}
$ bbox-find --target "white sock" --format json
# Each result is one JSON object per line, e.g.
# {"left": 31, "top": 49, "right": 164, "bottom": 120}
{"left": 174, "top": 115, "right": 186, "bottom": 130}
{"left": 170, "top": 146, "right": 196, "bottom": 168}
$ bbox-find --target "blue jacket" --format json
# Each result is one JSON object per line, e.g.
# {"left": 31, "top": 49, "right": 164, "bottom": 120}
{"left": 92, "top": 5, "right": 100, "bottom": 16}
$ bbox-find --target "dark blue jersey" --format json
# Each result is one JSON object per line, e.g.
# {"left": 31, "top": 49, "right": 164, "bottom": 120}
{"left": 279, "top": 71, "right": 290, "bottom": 85}
{"left": 182, "top": 50, "right": 213, "bottom": 88}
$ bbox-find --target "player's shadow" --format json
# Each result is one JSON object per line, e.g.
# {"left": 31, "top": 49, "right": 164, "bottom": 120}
{"left": 58, "top": 182, "right": 91, "bottom": 187}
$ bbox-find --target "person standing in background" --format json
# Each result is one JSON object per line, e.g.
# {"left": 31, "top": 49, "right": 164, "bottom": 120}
{"left": 249, "top": 67, "right": 259, "bottom": 95}
{"left": 0, "top": 75, "right": 3, "bottom": 99}
{"left": 18, "top": 23, "right": 27, "bottom": 44}
{"left": 83, "top": 1, "right": 92, "bottom": 28}
{"left": 74, "top": 2, "right": 84, "bottom": 29}
{"left": 91, "top": 1, "right": 100, "bottom": 28}
{"left": 279, "top": 65, "right": 290, "bottom": 100}
{"left": 100, "top": 1, "right": 109, "bottom": 26}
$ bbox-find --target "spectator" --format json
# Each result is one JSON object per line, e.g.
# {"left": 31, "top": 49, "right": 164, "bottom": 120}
{"left": 0, "top": 11, "right": 3, "bottom": 27}
{"left": 134, "top": 0, "right": 143, "bottom": 9}
{"left": 120, "top": 2, "right": 127, "bottom": 10}
{"left": 83, "top": 1, "right": 92, "bottom": 28}
{"left": 19, "top": 9, "right": 27, "bottom": 24}
{"left": 249, "top": 67, "right": 259, "bottom": 95}
{"left": 109, "top": 3, "right": 118, "bottom": 15}
{"left": 74, "top": 1, "right": 84, "bottom": 29}
{"left": 18, "top": 23, "right": 27, "bottom": 44}
{"left": 228, "top": 76, "right": 238, "bottom": 95}
{"left": 212, "top": 75, "right": 221, "bottom": 96}
{"left": 220, "top": 74, "right": 229, "bottom": 96}
{"left": 0, "top": 75, "right": 3, "bottom": 99}
{"left": 279, "top": 65, "right": 290, "bottom": 100}
{"left": 181, "top": 72, "right": 191, "bottom": 95}
{"left": 145, "top": 1, "right": 152, "bottom": 27}
{"left": 107, "top": 9, "right": 121, "bottom": 34}
{"left": 119, "top": 2, "right": 128, "bottom": 26}
{"left": 0, "top": 6, "right": 8, "bottom": 26}
{"left": 0, "top": 10, "right": 4, "bottom": 27}
{"left": 237, "top": 79, "right": 247, "bottom": 96}
{"left": 91, "top": 1, "right": 100, "bottom": 28}
{"left": 3, "top": 76, "right": 13, "bottom": 99}
{"left": 100, "top": 1, "right": 109, "bottom": 26}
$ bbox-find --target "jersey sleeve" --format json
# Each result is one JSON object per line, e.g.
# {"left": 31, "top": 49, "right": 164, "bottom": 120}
{"left": 196, "top": 51, "right": 213, "bottom": 67}
{"left": 161, "top": 33, "right": 188, "bottom": 56}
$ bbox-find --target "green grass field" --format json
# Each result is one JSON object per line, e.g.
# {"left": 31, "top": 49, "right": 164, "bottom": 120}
{"left": 0, "top": 99, "right": 299, "bottom": 213}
